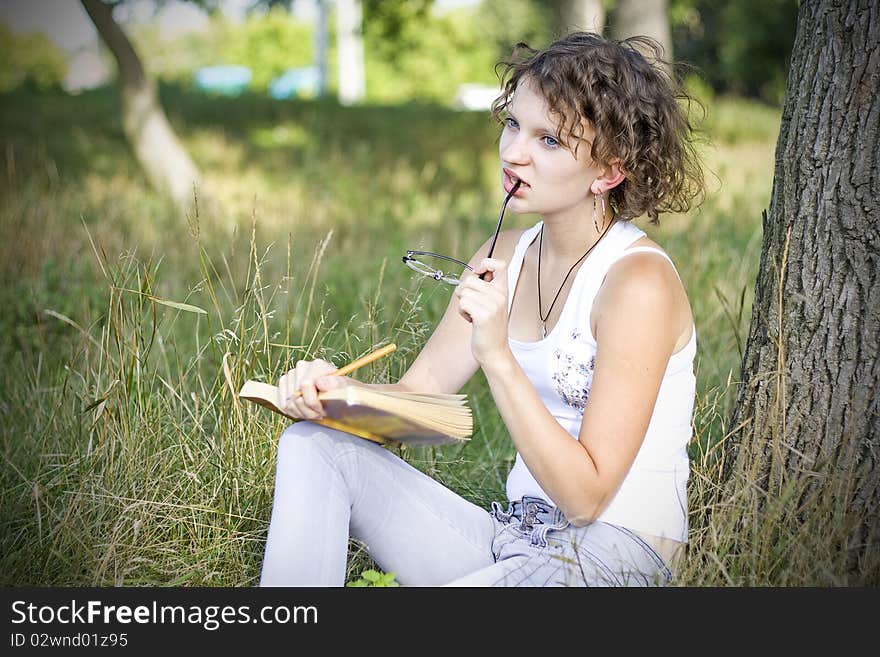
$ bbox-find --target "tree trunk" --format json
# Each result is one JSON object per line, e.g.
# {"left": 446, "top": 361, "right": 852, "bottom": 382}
{"left": 611, "top": 0, "right": 673, "bottom": 64}
{"left": 81, "top": 0, "right": 202, "bottom": 211}
{"left": 729, "top": 0, "right": 879, "bottom": 569}
{"left": 315, "top": 0, "right": 329, "bottom": 97}
{"left": 549, "top": 0, "right": 605, "bottom": 36}
{"left": 336, "top": 0, "right": 366, "bottom": 105}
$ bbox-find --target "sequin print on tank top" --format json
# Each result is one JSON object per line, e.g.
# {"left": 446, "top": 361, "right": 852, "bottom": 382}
{"left": 551, "top": 327, "right": 596, "bottom": 414}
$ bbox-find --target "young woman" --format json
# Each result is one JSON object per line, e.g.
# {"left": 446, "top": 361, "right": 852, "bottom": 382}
{"left": 259, "top": 32, "right": 704, "bottom": 587}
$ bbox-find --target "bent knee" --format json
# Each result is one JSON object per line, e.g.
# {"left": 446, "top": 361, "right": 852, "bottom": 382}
{"left": 277, "top": 421, "right": 366, "bottom": 457}
{"left": 278, "top": 421, "right": 329, "bottom": 452}
{"left": 279, "top": 420, "right": 321, "bottom": 442}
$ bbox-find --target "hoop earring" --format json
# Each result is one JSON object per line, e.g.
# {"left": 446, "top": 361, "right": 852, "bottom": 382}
{"left": 593, "top": 192, "right": 606, "bottom": 233}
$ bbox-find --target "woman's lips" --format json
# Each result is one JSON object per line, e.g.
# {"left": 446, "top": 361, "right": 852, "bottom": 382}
{"left": 503, "top": 169, "right": 529, "bottom": 195}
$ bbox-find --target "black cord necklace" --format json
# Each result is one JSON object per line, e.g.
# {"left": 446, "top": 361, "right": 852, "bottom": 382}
{"left": 537, "top": 221, "right": 611, "bottom": 339}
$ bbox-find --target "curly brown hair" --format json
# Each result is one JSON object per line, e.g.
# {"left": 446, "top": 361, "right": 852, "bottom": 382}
{"left": 491, "top": 32, "right": 705, "bottom": 223}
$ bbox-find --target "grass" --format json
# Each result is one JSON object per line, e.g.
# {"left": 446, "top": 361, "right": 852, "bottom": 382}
{"left": 1, "top": 83, "right": 874, "bottom": 586}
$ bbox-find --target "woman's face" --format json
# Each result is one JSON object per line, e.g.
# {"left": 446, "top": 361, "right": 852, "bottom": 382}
{"left": 499, "top": 77, "right": 602, "bottom": 219}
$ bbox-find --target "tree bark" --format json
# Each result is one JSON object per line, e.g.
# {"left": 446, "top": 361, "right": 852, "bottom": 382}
{"left": 81, "top": 0, "right": 202, "bottom": 210}
{"left": 548, "top": 0, "right": 605, "bottom": 36}
{"left": 611, "top": 0, "right": 673, "bottom": 64}
{"left": 729, "top": 0, "right": 879, "bottom": 567}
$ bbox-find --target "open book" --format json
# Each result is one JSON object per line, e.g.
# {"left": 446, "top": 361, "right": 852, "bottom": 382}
{"left": 238, "top": 380, "right": 472, "bottom": 447}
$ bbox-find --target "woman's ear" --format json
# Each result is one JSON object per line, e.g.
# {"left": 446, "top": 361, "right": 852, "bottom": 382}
{"left": 591, "top": 160, "right": 626, "bottom": 195}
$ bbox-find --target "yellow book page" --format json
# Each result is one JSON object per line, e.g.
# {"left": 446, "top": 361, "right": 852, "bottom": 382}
{"left": 238, "top": 380, "right": 471, "bottom": 446}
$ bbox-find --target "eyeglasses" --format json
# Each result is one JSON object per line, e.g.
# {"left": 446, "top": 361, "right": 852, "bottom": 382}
{"left": 402, "top": 180, "right": 521, "bottom": 286}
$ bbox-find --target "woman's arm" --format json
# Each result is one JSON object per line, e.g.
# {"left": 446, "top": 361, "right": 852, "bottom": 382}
{"left": 458, "top": 252, "right": 684, "bottom": 525}
{"left": 348, "top": 229, "right": 524, "bottom": 395}
{"left": 284, "top": 230, "right": 523, "bottom": 416}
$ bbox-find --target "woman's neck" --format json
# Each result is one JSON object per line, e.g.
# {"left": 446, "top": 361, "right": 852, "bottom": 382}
{"left": 538, "top": 202, "right": 613, "bottom": 261}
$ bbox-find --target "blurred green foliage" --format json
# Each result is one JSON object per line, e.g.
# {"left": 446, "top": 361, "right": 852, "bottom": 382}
{"left": 671, "top": 0, "right": 799, "bottom": 105}
{"left": 129, "top": 3, "right": 499, "bottom": 103}
{"left": 477, "top": 0, "right": 552, "bottom": 67}
{"left": 0, "top": 24, "right": 67, "bottom": 92}
{"left": 131, "top": 1, "right": 531, "bottom": 104}
{"left": 132, "top": 7, "right": 314, "bottom": 92}
{"left": 362, "top": 0, "right": 433, "bottom": 45}
{"left": 363, "top": 5, "right": 498, "bottom": 103}
{"left": 220, "top": 7, "right": 314, "bottom": 91}
{"left": 0, "top": 0, "right": 798, "bottom": 105}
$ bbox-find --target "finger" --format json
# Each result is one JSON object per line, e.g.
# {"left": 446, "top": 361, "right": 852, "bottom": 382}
{"left": 315, "top": 358, "right": 336, "bottom": 376}
{"left": 293, "top": 396, "right": 321, "bottom": 420}
{"left": 458, "top": 294, "right": 478, "bottom": 322}
{"left": 473, "top": 258, "right": 506, "bottom": 274}
{"left": 460, "top": 275, "right": 491, "bottom": 289}
{"left": 457, "top": 295, "right": 473, "bottom": 322}
{"left": 301, "top": 398, "right": 323, "bottom": 420}
{"left": 460, "top": 287, "right": 497, "bottom": 307}
{"left": 284, "top": 375, "right": 303, "bottom": 417}
{"left": 461, "top": 292, "right": 500, "bottom": 324}
{"left": 485, "top": 284, "right": 507, "bottom": 305}
{"left": 300, "top": 378, "right": 322, "bottom": 416}
{"left": 458, "top": 281, "right": 475, "bottom": 295}
{"left": 295, "top": 362, "right": 322, "bottom": 415}
{"left": 279, "top": 371, "right": 294, "bottom": 411}
{"left": 288, "top": 376, "right": 324, "bottom": 420}
{"left": 315, "top": 374, "right": 340, "bottom": 391}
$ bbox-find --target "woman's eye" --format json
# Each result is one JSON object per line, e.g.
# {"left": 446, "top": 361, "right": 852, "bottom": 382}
{"left": 504, "top": 117, "right": 519, "bottom": 129}
{"left": 542, "top": 135, "right": 560, "bottom": 148}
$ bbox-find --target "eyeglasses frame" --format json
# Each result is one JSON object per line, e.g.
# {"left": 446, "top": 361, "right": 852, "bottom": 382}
{"left": 401, "top": 179, "right": 522, "bottom": 286}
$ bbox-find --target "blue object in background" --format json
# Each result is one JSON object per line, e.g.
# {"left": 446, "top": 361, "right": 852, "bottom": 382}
{"left": 269, "top": 67, "right": 320, "bottom": 100}
{"left": 194, "top": 66, "right": 252, "bottom": 96}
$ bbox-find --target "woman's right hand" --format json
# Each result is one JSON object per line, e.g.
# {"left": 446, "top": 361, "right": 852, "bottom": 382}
{"left": 277, "top": 359, "right": 351, "bottom": 420}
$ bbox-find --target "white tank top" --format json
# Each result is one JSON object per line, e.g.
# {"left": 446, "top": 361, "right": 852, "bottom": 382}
{"left": 504, "top": 219, "right": 696, "bottom": 542}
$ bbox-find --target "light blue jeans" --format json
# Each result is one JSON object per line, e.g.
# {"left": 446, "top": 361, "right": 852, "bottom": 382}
{"left": 259, "top": 422, "right": 673, "bottom": 587}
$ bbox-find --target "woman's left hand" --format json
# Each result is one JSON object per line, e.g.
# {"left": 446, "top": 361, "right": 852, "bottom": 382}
{"left": 455, "top": 257, "right": 510, "bottom": 365}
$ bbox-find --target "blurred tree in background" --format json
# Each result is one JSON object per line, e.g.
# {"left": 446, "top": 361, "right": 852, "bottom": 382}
{"left": 1, "top": 0, "right": 799, "bottom": 105}
{"left": 545, "top": 0, "right": 605, "bottom": 35}
{"left": 81, "top": 0, "right": 202, "bottom": 211}
{"left": 80, "top": 0, "right": 202, "bottom": 211}
{"left": 532, "top": 0, "right": 797, "bottom": 105}
{"left": 361, "top": 0, "right": 799, "bottom": 105}
{"left": 1, "top": 0, "right": 797, "bottom": 206}
{"left": 671, "top": 0, "right": 799, "bottom": 104}
{"left": 611, "top": 0, "right": 673, "bottom": 68}
{"left": 0, "top": 23, "right": 67, "bottom": 92}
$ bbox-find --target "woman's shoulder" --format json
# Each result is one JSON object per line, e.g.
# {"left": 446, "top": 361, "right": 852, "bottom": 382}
{"left": 609, "top": 235, "right": 682, "bottom": 286}
{"left": 593, "top": 235, "right": 693, "bottom": 348}
{"left": 622, "top": 235, "right": 670, "bottom": 257}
